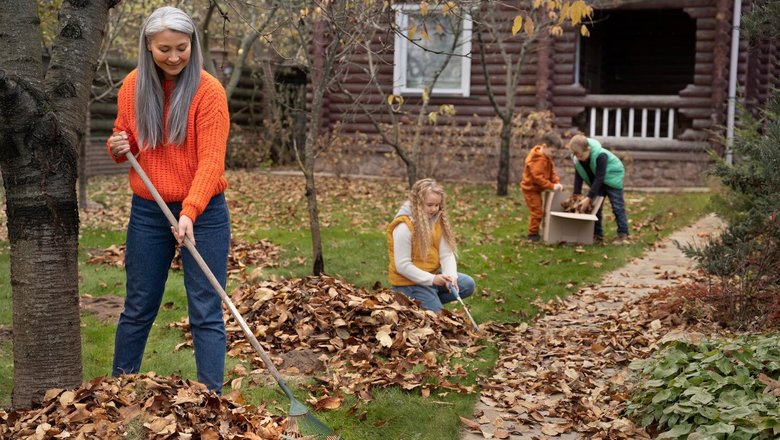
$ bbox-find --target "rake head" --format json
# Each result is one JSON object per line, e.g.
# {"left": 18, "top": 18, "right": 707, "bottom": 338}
{"left": 280, "top": 397, "right": 340, "bottom": 440}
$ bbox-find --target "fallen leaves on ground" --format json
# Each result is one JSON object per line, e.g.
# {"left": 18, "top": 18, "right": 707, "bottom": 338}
{"left": 463, "top": 270, "right": 723, "bottom": 439}
{"left": 0, "top": 373, "right": 288, "bottom": 439}
{"left": 86, "top": 238, "right": 280, "bottom": 281}
{"left": 170, "top": 275, "right": 484, "bottom": 399}
{"left": 3, "top": 171, "right": 657, "bottom": 245}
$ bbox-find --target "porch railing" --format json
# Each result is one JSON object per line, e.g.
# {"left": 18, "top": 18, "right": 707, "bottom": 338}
{"left": 583, "top": 95, "right": 682, "bottom": 140}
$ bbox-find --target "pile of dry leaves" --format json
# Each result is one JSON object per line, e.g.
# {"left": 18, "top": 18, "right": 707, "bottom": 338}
{"left": 86, "top": 238, "right": 280, "bottom": 281}
{"left": 171, "top": 275, "right": 484, "bottom": 400}
{"left": 0, "top": 373, "right": 288, "bottom": 439}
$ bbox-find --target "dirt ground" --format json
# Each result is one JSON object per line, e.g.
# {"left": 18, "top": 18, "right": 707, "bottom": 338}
{"left": 80, "top": 294, "right": 125, "bottom": 323}
{"left": 0, "top": 325, "right": 10, "bottom": 350}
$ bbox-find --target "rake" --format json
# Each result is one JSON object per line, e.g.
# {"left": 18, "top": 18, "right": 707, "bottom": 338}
{"left": 125, "top": 152, "right": 339, "bottom": 440}
{"left": 450, "top": 284, "right": 480, "bottom": 333}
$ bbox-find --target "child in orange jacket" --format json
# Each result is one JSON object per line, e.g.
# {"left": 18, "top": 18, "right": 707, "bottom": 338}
{"left": 520, "top": 132, "right": 564, "bottom": 242}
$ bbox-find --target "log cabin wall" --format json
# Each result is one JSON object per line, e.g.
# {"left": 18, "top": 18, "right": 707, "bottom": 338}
{"left": 318, "top": 0, "right": 774, "bottom": 188}
{"left": 545, "top": 0, "right": 759, "bottom": 188}
{"left": 318, "top": 3, "right": 544, "bottom": 184}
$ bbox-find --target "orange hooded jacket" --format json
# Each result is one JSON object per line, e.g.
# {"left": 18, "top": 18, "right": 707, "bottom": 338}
{"left": 520, "top": 144, "right": 560, "bottom": 192}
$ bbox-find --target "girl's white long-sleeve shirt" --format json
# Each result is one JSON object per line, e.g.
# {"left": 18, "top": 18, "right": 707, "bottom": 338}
{"left": 392, "top": 221, "right": 457, "bottom": 285}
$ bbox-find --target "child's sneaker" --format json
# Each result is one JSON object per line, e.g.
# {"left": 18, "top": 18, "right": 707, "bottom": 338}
{"left": 527, "top": 234, "right": 541, "bottom": 242}
{"left": 615, "top": 233, "right": 630, "bottom": 244}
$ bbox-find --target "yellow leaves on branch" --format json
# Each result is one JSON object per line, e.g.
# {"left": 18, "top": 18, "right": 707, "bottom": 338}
{"left": 386, "top": 94, "right": 404, "bottom": 111}
{"left": 512, "top": 15, "right": 523, "bottom": 36}
{"left": 407, "top": 24, "right": 430, "bottom": 42}
{"left": 512, "top": 15, "right": 536, "bottom": 37}
{"left": 559, "top": 1, "right": 593, "bottom": 26}
{"left": 515, "top": 1, "right": 591, "bottom": 38}
{"left": 418, "top": 0, "right": 457, "bottom": 18}
{"left": 428, "top": 104, "right": 456, "bottom": 125}
{"left": 441, "top": 1, "right": 458, "bottom": 15}
{"left": 420, "top": 1, "right": 430, "bottom": 17}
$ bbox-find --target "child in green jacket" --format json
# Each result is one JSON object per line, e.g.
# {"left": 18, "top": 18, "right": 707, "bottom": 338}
{"left": 566, "top": 135, "right": 630, "bottom": 243}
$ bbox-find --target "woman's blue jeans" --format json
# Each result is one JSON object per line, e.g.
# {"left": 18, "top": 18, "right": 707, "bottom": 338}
{"left": 594, "top": 185, "right": 629, "bottom": 238}
{"left": 113, "top": 194, "right": 230, "bottom": 392}
{"left": 393, "top": 273, "right": 476, "bottom": 313}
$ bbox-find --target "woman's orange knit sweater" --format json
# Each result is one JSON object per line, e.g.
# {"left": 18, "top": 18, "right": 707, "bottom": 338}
{"left": 108, "top": 69, "right": 230, "bottom": 222}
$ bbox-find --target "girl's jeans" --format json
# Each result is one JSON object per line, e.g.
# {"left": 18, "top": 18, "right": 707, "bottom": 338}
{"left": 393, "top": 273, "right": 476, "bottom": 312}
{"left": 113, "top": 194, "right": 230, "bottom": 392}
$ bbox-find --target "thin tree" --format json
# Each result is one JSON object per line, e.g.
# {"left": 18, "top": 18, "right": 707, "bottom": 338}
{"left": 474, "top": 0, "right": 593, "bottom": 195}
{"left": 0, "top": 0, "right": 114, "bottom": 408}
{"left": 277, "top": 0, "right": 377, "bottom": 275}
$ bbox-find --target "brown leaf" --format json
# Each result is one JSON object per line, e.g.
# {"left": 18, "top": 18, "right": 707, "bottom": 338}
{"left": 314, "top": 395, "right": 343, "bottom": 411}
{"left": 459, "top": 415, "right": 481, "bottom": 431}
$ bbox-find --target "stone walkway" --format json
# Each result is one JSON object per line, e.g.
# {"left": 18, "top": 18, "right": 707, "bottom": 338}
{"left": 462, "top": 213, "right": 725, "bottom": 440}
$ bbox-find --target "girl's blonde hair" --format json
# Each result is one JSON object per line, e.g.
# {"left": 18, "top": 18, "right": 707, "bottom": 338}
{"left": 409, "top": 178, "right": 457, "bottom": 259}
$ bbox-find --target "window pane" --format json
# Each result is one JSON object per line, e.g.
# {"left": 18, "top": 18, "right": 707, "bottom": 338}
{"left": 405, "top": 14, "right": 462, "bottom": 90}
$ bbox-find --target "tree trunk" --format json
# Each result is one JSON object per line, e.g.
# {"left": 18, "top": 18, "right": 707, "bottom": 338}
{"left": 303, "top": 89, "right": 325, "bottom": 275}
{"left": 79, "top": 108, "right": 91, "bottom": 209}
{"left": 304, "top": 164, "right": 325, "bottom": 275}
{"left": 301, "top": 16, "right": 330, "bottom": 277}
{"left": 0, "top": 0, "right": 111, "bottom": 409}
{"left": 496, "top": 117, "right": 513, "bottom": 196}
{"left": 405, "top": 161, "right": 417, "bottom": 189}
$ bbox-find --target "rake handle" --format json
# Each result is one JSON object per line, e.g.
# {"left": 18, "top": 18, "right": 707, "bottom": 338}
{"left": 450, "top": 284, "right": 480, "bottom": 333}
{"left": 125, "top": 153, "right": 292, "bottom": 395}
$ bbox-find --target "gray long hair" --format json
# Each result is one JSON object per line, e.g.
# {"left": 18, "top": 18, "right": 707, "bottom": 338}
{"left": 135, "top": 6, "right": 203, "bottom": 149}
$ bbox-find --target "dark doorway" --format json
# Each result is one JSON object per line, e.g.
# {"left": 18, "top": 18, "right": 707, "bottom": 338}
{"left": 579, "top": 9, "right": 696, "bottom": 95}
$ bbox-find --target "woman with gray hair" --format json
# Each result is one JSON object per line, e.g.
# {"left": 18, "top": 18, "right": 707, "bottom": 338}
{"left": 107, "top": 6, "right": 231, "bottom": 393}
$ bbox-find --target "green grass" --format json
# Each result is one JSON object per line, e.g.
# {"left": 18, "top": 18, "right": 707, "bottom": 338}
{"left": 0, "top": 174, "right": 712, "bottom": 439}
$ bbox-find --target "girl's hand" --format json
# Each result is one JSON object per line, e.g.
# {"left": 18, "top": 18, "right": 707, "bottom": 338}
{"left": 433, "top": 274, "right": 457, "bottom": 290}
{"left": 432, "top": 274, "right": 451, "bottom": 287}
{"left": 553, "top": 183, "right": 563, "bottom": 192}
{"left": 110, "top": 131, "right": 131, "bottom": 157}
{"left": 172, "top": 215, "right": 195, "bottom": 246}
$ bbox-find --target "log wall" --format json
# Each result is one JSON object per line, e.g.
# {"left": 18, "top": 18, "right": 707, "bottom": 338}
{"left": 316, "top": 0, "right": 776, "bottom": 188}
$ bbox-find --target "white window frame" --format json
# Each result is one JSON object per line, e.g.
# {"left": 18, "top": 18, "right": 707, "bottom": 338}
{"left": 392, "top": 4, "right": 472, "bottom": 97}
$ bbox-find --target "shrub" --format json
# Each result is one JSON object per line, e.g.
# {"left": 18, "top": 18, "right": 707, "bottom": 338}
{"left": 625, "top": 335, "right": 780, "bottom": 439}
{"left": 680, "top": 92, "right": 780, "bottom": 329}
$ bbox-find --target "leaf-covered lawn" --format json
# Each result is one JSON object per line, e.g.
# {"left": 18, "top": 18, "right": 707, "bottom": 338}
{"left": 0, "top": 171, "right": 715, "bottom": 439}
